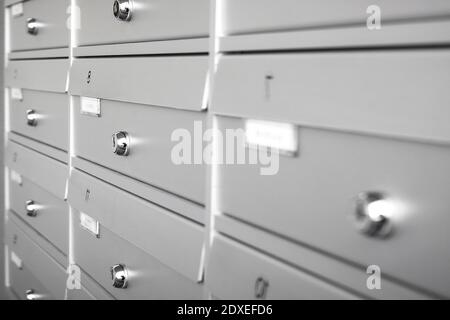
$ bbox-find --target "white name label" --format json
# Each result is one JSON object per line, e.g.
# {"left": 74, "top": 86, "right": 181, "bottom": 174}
{"left": 80, "top": 212, "right": 100, "bottom": 238}
{"left": 11, "top": 3, "right": 24, "bottom": 17}
{"left": 245, "top": 119, "right": 299, "bottom": 155}
{"left": 10, "top": 170, "right": 23, "bottom": 185}
{"left": 11, "top": 251, "right": 23, "bottom": 269}
{"left": 80, "top": 97, "right": 101, "bottom": 117}
{"left": 11, "top": 88, "right": 23, "bottom": 101}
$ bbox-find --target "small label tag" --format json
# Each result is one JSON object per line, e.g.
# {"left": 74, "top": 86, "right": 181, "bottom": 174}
{"left": 245, "top": 119, "right": 299, "bottom": 155}
{"left": 80, "top": 97, "right": 101, "bottom": 117}
{"left": 11, "top": 88, "right": 23, "bottom": 101}
{"left": 80, "top": 212, "right": 100, "bottom": 238}
{"left": 11, "top": 3, "right": 24, "bottom": 17}
{"left": 11, "top": 251, "right": 23, "bottom": 269}
{"left": 10, "top": 170, "right": 23, "bottom": 185}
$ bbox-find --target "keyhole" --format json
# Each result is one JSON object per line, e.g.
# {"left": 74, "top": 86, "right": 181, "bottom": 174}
{"left": 13, "top": 234, "right": 18, "bottom": 245}
{"left": 87, "top": 70, "right": 92, "bottom": 84}
{"left": 265, "top": 73, "right": 274, "bottom": 100}
{"left": 13, "top": 69, "right": 18, "bottom": 79}
{"left": 85, "top": 189, "right": 91, "bottom": 201}
{"left": 13, "top": 152, "right": 18, "bottom": 163}
{"left": 255, "top": 277, "right": 269, "bottom": 299}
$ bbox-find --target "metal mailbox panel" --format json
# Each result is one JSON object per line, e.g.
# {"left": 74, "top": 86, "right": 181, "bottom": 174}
{"left": 6, "top": 141, "right": 68, "bottom": 200}
{"left": 212, "top": 51, "right": 450, "bottom": 144}
{"left": 66, "top": 272, "right": 113, "bottom": 300}
{"left": 8, "top": 0, "right": 70, "bottom": 51}
{"left": 216, "top": 116, "right": 450, "bottom": 298}
{"left": 207, "top": 235, "right": 358, "bottom": 300}
{"left": 222, "top": 0, "right": 450, "bottom": 35}
{"left": 9, "top": 262, "right": 52, "bottom": 300}
{"left": 6, "top": 218, "right": 67, "bottom": 300}
{"left": 68, "top": 168, "right": 205, "bottom": 282}
{"left": 72, "top": 210, "right": 204, "bottom": 300}
{"left": 69, "top": 56, "right": 208, "bottom": 112}
{"left": 73, "top": 98, "right": 206, "bottom": 205}
{"left": 9, "top": 175, "right": 69, "bottom": 255}
{"left": 10, "top": 90, "right": 69, "bottom": 151}
{"left": 5, "top": 59, "right": 69, "bottom": 93}
{"left": 75, "top": 0, "right": 209, "bottom": 47}
{"left": 65, "top": 287, "right": 95, "bottom": 300}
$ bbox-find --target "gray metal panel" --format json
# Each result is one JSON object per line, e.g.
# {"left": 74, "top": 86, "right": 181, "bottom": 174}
{"left": 75, "top": 0, "right": 209, "bottom": 47}
{"left": 5, "top": 59, "right": 69, "bottom": 93}
{"left": 10, "top": 90, "right": 69, "bottom": 151}
{"left": 8, "top": 212, "right": 67, "bottom": 267}
{"left": 9, "top": 263, "right": 52, "bottom": 300}
{"left": 69, "top": 56, "right": 208, "bottom": 111}
{"left": 9, "top": 0, "right": 69, "bottom": 51}
{"left": 66, "top": 271, "right": 114, "bottom": 300}
{"left": 73, "top": 97, "right": 206, "bottom": 205}
{"left": 212, "top": 51, "right": 450, "bottom": 144}
{"left": 72, "top": 157, "right": 205, "bottom": 224}
{"left": 9, "top": 176, "right": 69, "bottom": 255}
{"left": 68, "top": 169, "right": 205, "bottom": 282}
{"left": 6, "top": 141, "right": 68, "bottom": 200}
{"left": 6, "top": 218, "right": 67, "bottom": 300}
{"left": 8, "top": 132, "right": 69, "bottom": 164}
{"left": 222, "top": 0, "right": 450, "bottom": 35}
{"left": 71, "top": 210, "right": 204, "bottom": 300}
{"left": 207, "top": 235, "right": 359, "bottom": 300}
{"left": 214, "top": 215, "right": 432, "bottom": 299}
{"left": 216, "top": 117, "right": 450, "bottom": 298}
{"left": 65, "top": 286, "right": 95, "bottom": 300}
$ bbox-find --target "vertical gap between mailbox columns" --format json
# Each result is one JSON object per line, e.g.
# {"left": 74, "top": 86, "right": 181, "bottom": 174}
{"left": 3, "top": 5, "right": 11, "bottom": 291}
{"left": 202, "top": 0, "right": 225, "bottom": 300}
{"left": 65, "top": 0, "right": 79, "bottom": 300}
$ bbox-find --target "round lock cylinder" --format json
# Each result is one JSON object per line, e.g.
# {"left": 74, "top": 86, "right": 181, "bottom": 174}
{"left": 354, "top": 191, "right": 393, "bottom": 238}
{"left": 25, "top": 200, "right": 37, "bottom": 217}
{"left": 113, "top": 0, "right": 133, "bottom": 21}
{"left": 27, "top": 18, "right": 39, "bottom": 35}
{"left": 112, "top": 131, "right": 130, "bottom": 156}
{"left": 26, "top": 109, "right": 38, "bottom": 126}
{"left": 111, "top": 264, "right": 128, "bottom": 289}
{"left": 25, "top": 289, "right": 39, "bottom": 300}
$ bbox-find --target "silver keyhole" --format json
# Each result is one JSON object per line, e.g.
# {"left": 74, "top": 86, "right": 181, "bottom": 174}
{"left": 26, "top": 200, "right": 37, "bottom": 217}
{"left": 26, "top": 109, "right": 37, "bottom": 126}
{"left": 112, "top": 131, "right": 130, "bottom": 156}
{"left": 353, "top": 191, "right": 393, "bottom": 238}
{"left": 111, "top": 264, "right": 128, "bottom": 289}
{"left": 27, "top": 18, "right": 38, "bottom": 35}
{"left": 113, "top": 0, "right": 132, "bottom": 21}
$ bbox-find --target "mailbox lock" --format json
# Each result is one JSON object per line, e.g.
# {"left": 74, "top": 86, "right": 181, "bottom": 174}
{"left": 111, "top": 264, "right": 128, "bottom": 289}
{"left": 113, "top": 0, "right": 132, "bottom": 21}
{"left": 26, "top": 200, "right": 38, "bottom": 217}
{"left": 27, "top": 18, "right": 39, "bottom": 35}
{"left": 353, "top": 191, "right": 393, "bottom": 238}
{"left": 25, "top": 289, "right": 39, "bottom": 300}
{"left": 26, "top": 109, "right": 38, "bottom": 126}
{"left": 112, "top": 131, "right": 130, "bottom": 156}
